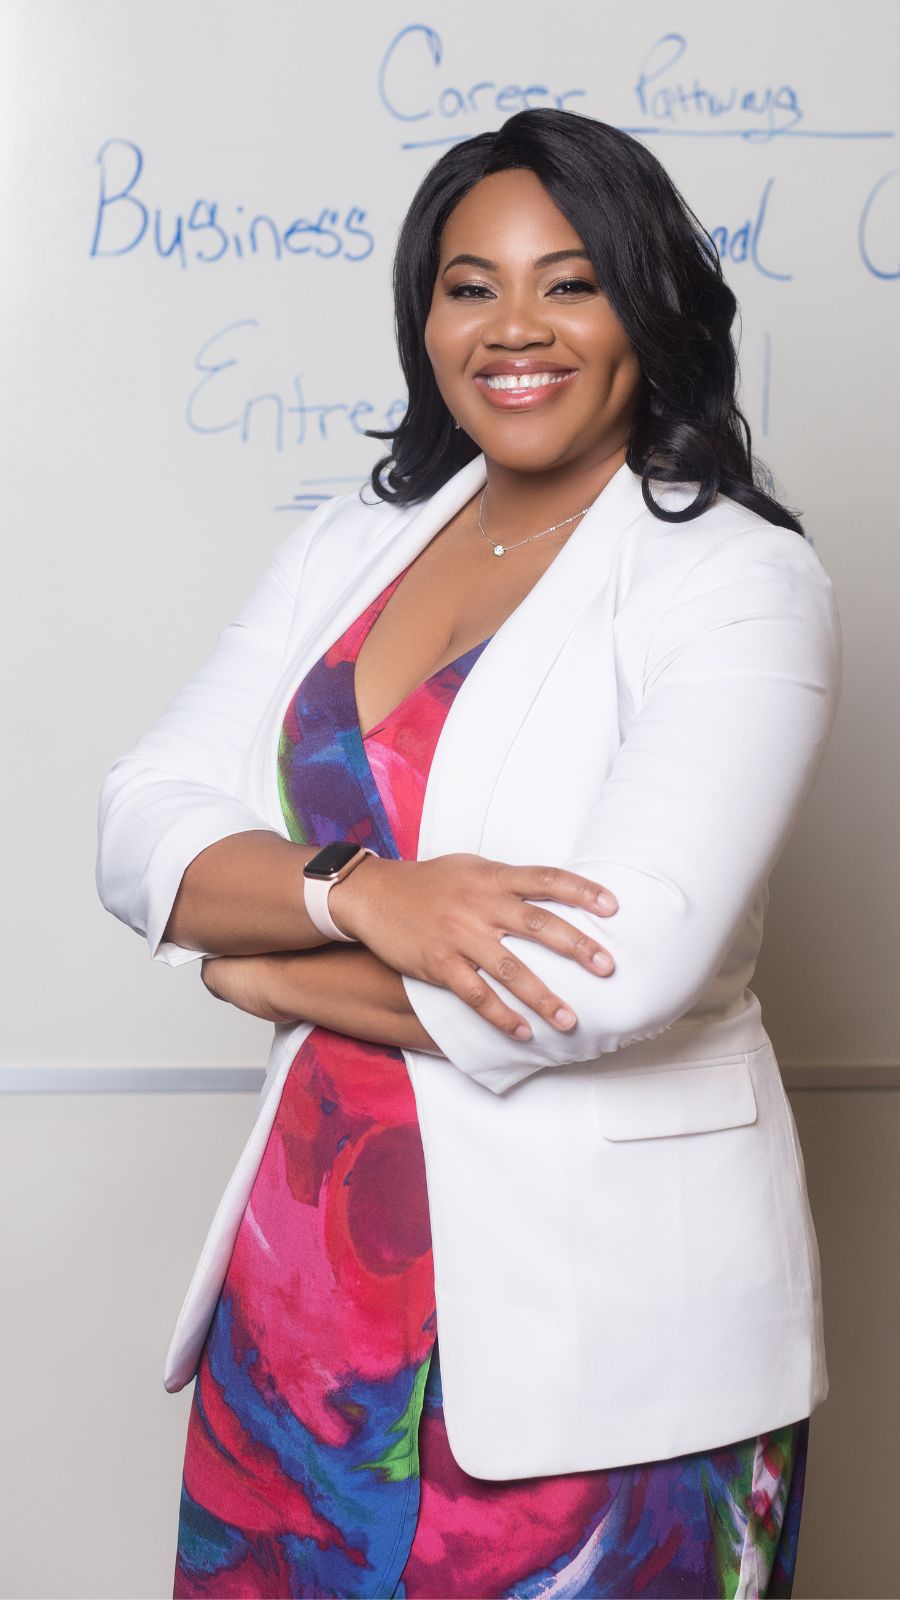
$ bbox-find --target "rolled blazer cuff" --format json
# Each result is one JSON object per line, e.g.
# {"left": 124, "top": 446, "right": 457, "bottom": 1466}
{"left": 95, "top": 762, "right": 283, "bottom": 966}
{"left": 402, "top": 858, "right": 758, "bottom": 1096}
{"left": 399, "top": 876, "right": 675, "bottom": 1096}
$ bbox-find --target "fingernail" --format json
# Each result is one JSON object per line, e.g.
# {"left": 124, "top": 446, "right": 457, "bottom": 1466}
{"left": 592, "top": 951, "right": 612, "bottom": 971}
{"left": 514, "top": 1023, "right": 532, "bottom": 1040}
{"left": 553, "top": 1007, "right": 576, "bottom": 1028}
{"left": 596, "top": 891, "right": 617, "bottom": 911}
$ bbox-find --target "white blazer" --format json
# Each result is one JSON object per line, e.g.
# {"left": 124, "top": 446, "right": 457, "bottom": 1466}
{"left": 95, "top": 453, "right": 842, "bottom": 1480}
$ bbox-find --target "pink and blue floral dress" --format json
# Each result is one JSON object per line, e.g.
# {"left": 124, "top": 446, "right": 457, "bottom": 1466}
{"left": 173, "top": 560, "right": 809, "bottom": 1598}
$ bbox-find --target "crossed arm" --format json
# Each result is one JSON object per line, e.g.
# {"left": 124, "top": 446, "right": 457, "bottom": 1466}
{"left": 163, "top": 826, "right": 615, "bottom": 1054}
{"left": 162, "top": 827, "right": 444, "bottom": 1052}
{"left": 210, "top": 941, "right": 445, "bottom": 1054}
{"left": 98, "top": 503, "right": 843, "bottom": 1096}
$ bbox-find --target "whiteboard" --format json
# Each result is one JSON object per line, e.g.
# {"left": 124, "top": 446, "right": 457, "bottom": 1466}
{"left": 3, "top": 0, "right": 897, "bottom": 1078}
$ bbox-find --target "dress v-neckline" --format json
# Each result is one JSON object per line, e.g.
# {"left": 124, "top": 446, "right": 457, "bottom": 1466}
{"left": 352, "top": 564, "right": 492, "bottom": 743}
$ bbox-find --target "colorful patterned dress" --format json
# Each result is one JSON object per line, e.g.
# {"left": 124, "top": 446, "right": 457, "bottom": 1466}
{"left": 173, "top": 560, "right": 810, "bottom": 1599}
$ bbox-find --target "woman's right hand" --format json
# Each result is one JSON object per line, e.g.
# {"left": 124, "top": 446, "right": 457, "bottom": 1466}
{"left": 329, "top": 852, "right": 618, "bottom": 1042}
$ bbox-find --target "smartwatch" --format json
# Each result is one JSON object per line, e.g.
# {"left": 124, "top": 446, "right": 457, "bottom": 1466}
{"left": 302, "top": 841, "right": 378, "bottom": 942}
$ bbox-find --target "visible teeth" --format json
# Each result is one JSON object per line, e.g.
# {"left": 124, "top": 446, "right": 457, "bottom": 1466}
{"left": 481, "top": 371, "right": 572, "bottom": 390}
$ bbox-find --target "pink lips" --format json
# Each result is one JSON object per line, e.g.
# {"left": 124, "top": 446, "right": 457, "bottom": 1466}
{"left": 473, "top": 369, "right": 578, "bottom": 411}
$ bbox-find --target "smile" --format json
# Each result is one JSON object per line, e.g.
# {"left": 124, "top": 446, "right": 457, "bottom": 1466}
{"left": 473, "top": 369, "right": 578, "bottom": 409}
{"left": 482, "top": 371, "right": 572, "bottom": 389}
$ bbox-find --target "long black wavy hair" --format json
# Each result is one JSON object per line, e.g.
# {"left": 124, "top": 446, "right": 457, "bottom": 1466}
{"left": 363, "top": 108, "right": 803, "bottom": 535}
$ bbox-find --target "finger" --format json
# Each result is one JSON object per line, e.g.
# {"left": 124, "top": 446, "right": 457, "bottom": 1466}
{"left": 495, "top": 862, "right": 618, "bottom": 915}
{"left": 438, "top": 955, "right": 540, "bottom": 1042}
{"left": 472, "top": 936, "right": 583, "bottom": 1034}
{"left": 200, "top": 969, "right": 225, "bottom": 1002}
{"left": 507, "top": 899, "right": 615, "bottom": 976}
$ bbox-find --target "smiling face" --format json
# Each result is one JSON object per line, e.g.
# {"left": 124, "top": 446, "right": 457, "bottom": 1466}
{"left": 424, "top": 167, "right": 644, "bottom": 478}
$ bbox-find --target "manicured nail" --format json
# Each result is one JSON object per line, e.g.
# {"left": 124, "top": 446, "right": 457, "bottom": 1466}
{"left": 514, "top": 1023, "right": 532, "bottom": 1040}
{"left": 553, "top": 1007, "right": 576, "bottom": 1028}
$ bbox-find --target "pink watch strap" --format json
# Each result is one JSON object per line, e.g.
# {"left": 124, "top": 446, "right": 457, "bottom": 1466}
{"left": 303, "top": 848, "right": 376, "bottom": 942}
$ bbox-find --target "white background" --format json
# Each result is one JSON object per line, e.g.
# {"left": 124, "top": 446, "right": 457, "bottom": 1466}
{"left": 2, "top": 0, "right": 897, "bottom": 1075}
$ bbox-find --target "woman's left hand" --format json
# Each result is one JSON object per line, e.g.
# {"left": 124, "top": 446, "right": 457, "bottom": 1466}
{"left": 200, "top": 954, "right": 301, "bottom": 1024}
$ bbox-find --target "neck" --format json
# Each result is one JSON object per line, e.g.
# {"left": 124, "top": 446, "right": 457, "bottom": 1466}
{"left": 478, "top": 441, "right": 630, "bottom": 540}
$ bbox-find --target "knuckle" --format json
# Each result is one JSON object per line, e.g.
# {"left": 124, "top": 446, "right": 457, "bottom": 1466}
{"left": 496, "top": 954, "right": 520, "bottom": 983}
{"left": 523, "top": 906, "right": 549, "bottom": 933}
{"left": 464, "top": 981, "right": 489, "bottom": 1010}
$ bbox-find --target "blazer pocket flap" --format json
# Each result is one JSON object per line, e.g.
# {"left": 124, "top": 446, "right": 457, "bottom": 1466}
{"left": 593, "top": 1055, "right": 758, "bottom": 1141}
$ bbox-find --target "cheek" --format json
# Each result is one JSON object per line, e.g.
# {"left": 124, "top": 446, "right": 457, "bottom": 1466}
{"left": 582, "top": 323, "right": 641, "bottom": 397}
{"left": 427, "top": 300, "right": 482, "bottom": 362}
{"left": 423, "top": 306, "right": 455, "bottom": 372}
{"left": 423, "top": 315, "right": 456, "bottom": 408}
{"left": 423, "top": 312, "right": 436, "bottom": 364}
{"left": 618, "top": 345, "right": 644, "bottom": 397}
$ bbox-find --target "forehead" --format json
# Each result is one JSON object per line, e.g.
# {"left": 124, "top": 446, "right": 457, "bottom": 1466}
{"left": 439, "top": 170, "right": 585, "bottom": 260}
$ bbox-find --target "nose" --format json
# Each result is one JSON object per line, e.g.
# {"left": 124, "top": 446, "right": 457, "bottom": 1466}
{"left": 480, "top": 284, "right": 556, "bottom": 349}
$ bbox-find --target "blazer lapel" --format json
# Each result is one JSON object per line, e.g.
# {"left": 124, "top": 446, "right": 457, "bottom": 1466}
{"left": 249, "top": 454, "right": 491, "bottom": 826}
{"left": 245, "top": 452, "right": 647, "bottom": 844}
{"left": 284, "top": 453, "right": 490, "bottom": 675}
{"left": 416, "top": 457, "right": 647, "bottom": 858}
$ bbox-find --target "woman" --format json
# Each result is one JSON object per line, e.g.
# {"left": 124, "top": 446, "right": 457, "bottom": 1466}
{"left": 96, "top": 109, "right": 842, "bottom": 1597}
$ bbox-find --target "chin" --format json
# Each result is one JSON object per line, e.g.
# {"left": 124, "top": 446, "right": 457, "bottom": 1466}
{"left": 483, "top": 436, "right": 580, "bottom": 472}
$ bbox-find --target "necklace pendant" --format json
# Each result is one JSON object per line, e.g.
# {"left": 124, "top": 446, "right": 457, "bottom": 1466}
{"left": 492, "top": 543, "right": 505, "bottom": 557}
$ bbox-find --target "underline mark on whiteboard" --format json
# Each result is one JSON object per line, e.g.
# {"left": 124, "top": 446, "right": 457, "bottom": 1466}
{"left": 401, "top": 127, "right": 895, "bottom": 152}
{"left": 275, "top": 477, "right": 368, "bottom": 514}
{"left": 617, "top": 127, "right": 894, "bottom": 141}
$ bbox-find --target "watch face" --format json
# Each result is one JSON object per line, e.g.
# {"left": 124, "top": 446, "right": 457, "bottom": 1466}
{"left": 304, "top": 841, "right": 363, "bottom": 879}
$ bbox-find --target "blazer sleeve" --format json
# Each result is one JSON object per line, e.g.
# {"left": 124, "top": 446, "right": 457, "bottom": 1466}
{"left": 401, "top": 521, "right": 844, "bottom": 1094}
{"left": 95, "top": 495, "right": 344, "bottom": 967}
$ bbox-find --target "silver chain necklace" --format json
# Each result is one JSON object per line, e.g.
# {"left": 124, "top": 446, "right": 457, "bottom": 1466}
{"left": 477, "top": 484, "right": 594, "bottom": 557}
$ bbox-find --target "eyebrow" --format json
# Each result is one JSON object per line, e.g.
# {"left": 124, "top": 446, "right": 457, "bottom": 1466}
{"left": 440, "top": 248, "right": 594, "bottom": 278}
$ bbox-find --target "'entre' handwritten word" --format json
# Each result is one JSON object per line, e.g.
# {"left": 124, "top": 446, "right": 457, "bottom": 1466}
{"left": 186, "top": 320, "right": 406, "bottom": 450}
